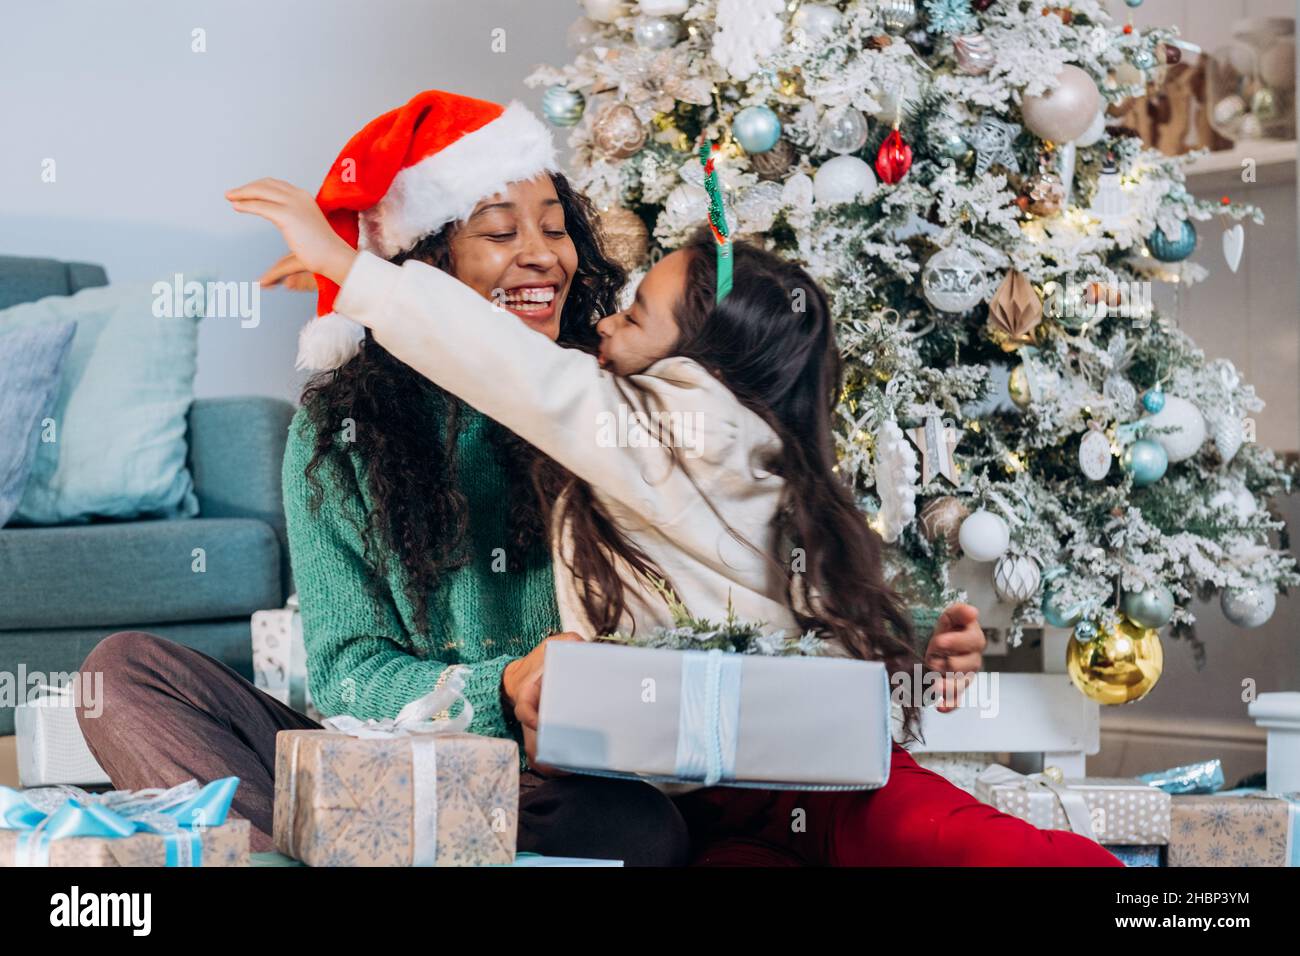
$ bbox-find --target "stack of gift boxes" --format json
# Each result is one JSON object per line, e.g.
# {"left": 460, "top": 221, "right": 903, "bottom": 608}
{"left": 271, "top": 642, "right": 896, "bottom": 865}
{"left": 970, "top": 755, "right": 1299, "bottom": 866}
{"left": 10, "top": 626, "right": 1293, "bottom": 867}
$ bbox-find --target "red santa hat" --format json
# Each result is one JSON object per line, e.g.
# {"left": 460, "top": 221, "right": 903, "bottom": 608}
{"left": 298, "top": 90, "right": 559, "bottom": 371}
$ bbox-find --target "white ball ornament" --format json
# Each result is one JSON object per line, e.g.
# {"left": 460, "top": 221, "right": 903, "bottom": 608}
{"left": 792, "top": 3, "right": 842, "bottom": 42}
{"left": 1143, "top": 396, "right": 1207, "bottom": 463}
{"left": 993, "top": 555, "right": 1041, "bottom": 604}
{"left": 922, "top": 246, "right": 988, "bottom": 313}
{"left": 1221, "top": 585, "right": 1276, "bottom": 628}
{"left": 813, "top": 155, "right": 878, "bottom": 205}
{"left": 1021, "top": 65, "right": 1101, "bottom": 143}
{"left": 633, "top": 15, "right": 680, "bottom": 49}
{"left": 1210, "top": 487, "right": 1257, "bottom": 520}
{"left": 958, "top": 509, "right": 1011, "bottom": 563}
{"left": 583, "top": 0, "right": 629, "bottom": 22}
{"left": 638, "top": 0, "right": 690, "bottom": 15}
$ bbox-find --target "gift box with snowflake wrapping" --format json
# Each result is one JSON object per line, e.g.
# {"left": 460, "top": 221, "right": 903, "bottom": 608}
{"left": 1166, "top": 789, "right": 1300, "bottom": 867}
{"left": 272, "top": 671, "right": 518, "bottom": 866}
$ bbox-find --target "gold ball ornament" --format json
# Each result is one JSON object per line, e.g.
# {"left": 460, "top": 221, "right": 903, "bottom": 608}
{"left": 592, "top": 103, "right": 648, "bottom": 159}
{"left": 1007, "top": 362, "right": 1032, "bottom": 408}
{"left": 1066, "top": 617, "right": 1164, "bottom": 705}
{"left": 919, "top": 496, "right": 970, "bottom": 552}
{"left": 596, "top": 206, "right": 650, "bottom": 271}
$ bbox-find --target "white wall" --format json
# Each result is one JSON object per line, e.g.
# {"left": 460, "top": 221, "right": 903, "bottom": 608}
{"left": 0, "top": 0, "right": 575, "bottom": 402}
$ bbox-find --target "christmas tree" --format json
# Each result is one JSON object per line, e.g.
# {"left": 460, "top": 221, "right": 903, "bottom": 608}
{"left": 528, "top": 0, "right": 1298, "bottom": 703}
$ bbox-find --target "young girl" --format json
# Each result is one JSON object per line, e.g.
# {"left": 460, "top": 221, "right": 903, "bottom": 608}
{"left": 229, "top": 158, "right": 1121, "bottom": 870}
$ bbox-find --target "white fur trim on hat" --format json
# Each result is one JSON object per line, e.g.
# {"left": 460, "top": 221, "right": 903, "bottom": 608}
{"left": 296, "top": 311, "right": 365, "bottom": 371}
{"left": 358, "top": 100, "right": 559, "bottom": 259}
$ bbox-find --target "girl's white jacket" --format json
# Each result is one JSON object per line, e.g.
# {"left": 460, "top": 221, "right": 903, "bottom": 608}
{"left": 334, "top": 251, "right": 804, "bottom": 644}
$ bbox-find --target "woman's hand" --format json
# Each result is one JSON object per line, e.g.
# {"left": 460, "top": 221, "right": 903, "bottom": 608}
{"left": 923, "top": 602, "right": 985, "bottom": 713}
{"left": 503, "top": 631, "right": 585, "bottom": 774}
{"left": 226, "top": 178, "right": 356, "bottom": 285}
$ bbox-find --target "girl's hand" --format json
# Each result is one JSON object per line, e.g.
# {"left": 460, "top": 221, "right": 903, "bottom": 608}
{"left": 923, "top": 602, "right": 985, "bottom": 713}
{"left": 259, "top": 252, "right": 318, "bottom": 292}
{"left": 226, "top": 178, "right": 356, "bottom": 285}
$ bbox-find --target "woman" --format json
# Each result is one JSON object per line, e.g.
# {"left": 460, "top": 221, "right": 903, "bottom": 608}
{"left": 74, "top": 93, "right": 694, "bottom": 864}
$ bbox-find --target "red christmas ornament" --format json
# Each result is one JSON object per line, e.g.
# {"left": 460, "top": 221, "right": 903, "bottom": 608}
{"left": 875, "top": 127, "right": 913, "bottom": 185}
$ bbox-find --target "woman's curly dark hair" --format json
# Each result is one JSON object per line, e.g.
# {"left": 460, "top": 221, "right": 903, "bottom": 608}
{"left": 298, "top": 172, "right": 625, "bottom": 629}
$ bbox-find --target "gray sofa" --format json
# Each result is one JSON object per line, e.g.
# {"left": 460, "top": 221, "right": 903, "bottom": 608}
{"left": 0, "top": 256, "right": 295, "bottom": 735}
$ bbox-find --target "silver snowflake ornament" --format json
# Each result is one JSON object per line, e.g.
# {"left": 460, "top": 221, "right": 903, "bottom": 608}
{"left": 964, "top": 117, "right": 1022, "bottom": 176}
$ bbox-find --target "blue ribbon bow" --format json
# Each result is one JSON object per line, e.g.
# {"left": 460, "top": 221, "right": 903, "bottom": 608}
{"left": 0, "top": 777, "right": 239, "bottom": 867}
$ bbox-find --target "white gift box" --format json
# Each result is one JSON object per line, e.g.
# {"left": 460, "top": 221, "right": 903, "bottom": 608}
{"left": 252, "top": 594, "right": 321, "bottom": 721}
{"left": 15, "top": 685, "right": 111, "bottom": 787}
{"left": 535, "top": 641, "right": 893, "bottom": 789}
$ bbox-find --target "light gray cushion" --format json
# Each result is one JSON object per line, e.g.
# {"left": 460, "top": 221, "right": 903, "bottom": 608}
{"left": 0, "top": 321, "right": 76, "bottom": 526}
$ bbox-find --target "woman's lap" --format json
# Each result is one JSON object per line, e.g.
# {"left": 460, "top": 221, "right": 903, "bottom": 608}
{"left": 75, "top": 630, "right": 689, "bottom": 864}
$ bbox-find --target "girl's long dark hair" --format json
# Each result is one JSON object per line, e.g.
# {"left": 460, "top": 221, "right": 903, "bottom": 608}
{"left": 299, "top": 172, "right": 623, "bottom": 627}
{"left": 533, "top": 230, "right": 926, "bottom": 744}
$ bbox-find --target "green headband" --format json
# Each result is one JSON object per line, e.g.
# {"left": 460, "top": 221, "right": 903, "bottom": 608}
{"left": 698, "top": 140, "right": 733, "bottom": 304}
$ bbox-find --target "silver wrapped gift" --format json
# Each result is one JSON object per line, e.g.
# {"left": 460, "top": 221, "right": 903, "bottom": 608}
{"left": 974, "top": 764, "right": 1172, "bottom": 845}
{"left": 534, "top": 642, "right": 892, "bottom": 789}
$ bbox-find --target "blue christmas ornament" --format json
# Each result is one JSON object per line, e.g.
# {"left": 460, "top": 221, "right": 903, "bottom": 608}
{"left": 1125, "top": 0, "right": 1144, "bottom": 7}
{"left": 1122, "top": 438, "right": 1168, "bottom": 486}
{"left": 1042, "top": 589, "right": 1085, "bottom": 628}
{"left": 541, "top": 86, "right": 585, "bottom": 127}
{"left": 1141, "top": 384, "right": 1166, "bottom": 413}
{"left": 1074, "top": 620, "right": 1099, "bottom": 642}
{"left": 732, "top": 105, "right": 782, "bottom": 154}
{"left": 1122, "top": 585, "right": 1176, "bottom": 629}
{"left": 1147, "top": 220, "right": 1198, "bottom": 262}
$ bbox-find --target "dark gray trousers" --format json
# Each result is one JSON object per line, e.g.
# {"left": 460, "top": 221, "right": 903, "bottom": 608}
{"left": 73, "top": 631, "right": 690, "bottom": 866}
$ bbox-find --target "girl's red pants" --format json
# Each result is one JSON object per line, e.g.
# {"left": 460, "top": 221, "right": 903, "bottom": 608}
{"left": 673, "top": 743, "right": 1126, "bottom": 866}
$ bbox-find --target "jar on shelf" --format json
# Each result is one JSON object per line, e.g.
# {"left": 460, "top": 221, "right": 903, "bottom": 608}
{"left": 1206, "top": 17, "right": 1296, "bottom": 142}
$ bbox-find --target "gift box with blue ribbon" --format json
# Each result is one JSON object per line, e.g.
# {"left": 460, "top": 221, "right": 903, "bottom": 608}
{"left": 533, "top": 642, "right": 893, "bottom": 791}
{"left": 0, "top": 777, "right": 247, "bottom": 867}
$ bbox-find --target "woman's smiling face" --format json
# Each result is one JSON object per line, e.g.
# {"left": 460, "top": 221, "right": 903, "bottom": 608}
{"left": 448, "top": 174, "right": 577, "bottom": 341}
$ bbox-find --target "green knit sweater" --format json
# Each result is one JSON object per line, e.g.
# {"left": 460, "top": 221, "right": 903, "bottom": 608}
{"left": 281, "top": 397, "right": 561, "bottom": 752}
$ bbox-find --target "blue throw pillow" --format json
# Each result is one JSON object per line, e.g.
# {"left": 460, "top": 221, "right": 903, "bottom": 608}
{"left": 0, "top": 282, "right": 201, "bottom": 524}
{"left": 0, "top": 321, "right": 76, "bottom": 526}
